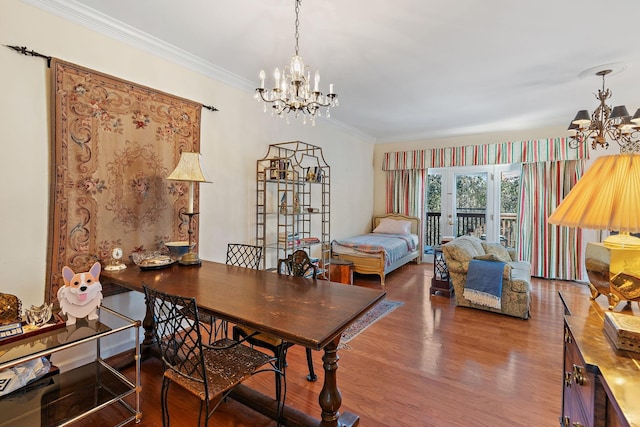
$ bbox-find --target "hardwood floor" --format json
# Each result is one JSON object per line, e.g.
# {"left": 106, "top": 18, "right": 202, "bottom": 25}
{"left": 80, "top": 263, "right": 589, "bottom": 426}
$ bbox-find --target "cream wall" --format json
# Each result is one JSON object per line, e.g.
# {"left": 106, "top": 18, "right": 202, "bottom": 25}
{"left": 0, "top": 1, "right": 374, "bottom": 315}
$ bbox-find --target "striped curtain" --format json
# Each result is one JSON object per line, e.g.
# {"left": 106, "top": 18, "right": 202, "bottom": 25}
{"left": 382, "top": 137, "right": 588, "bottom": 170}
{"left": 385, "top": 169, "right": 427, "bottom": 248}
{"left": 383, "top": 137, "right": 589, "bottom": 280}
{"left": 518, "top": 160, "right": 585, "bottom": 280}
{"left": 385, "top": 169, "right": 426, "bottom": 217}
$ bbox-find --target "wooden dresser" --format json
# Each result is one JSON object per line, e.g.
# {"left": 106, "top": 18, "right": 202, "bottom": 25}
{"left": 560, "top": 291, "right": 640, "bottom": 427}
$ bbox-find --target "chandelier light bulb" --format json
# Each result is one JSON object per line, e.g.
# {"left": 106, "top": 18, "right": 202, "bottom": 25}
{"left": 259, "top": 70, "right": 265, "bottom": 89}
{"left": 291, "top": 55, "right": 305, "bottom": 82}
{"left": 274, "top": 68, "right": 281, "bottom": 89}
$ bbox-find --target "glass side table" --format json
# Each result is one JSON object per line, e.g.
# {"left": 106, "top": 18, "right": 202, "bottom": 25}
{"left": 0, "top": 306, "right": 141, "bottom": 426}
{"left": 431, "top": 246, "right": 453, "bottom": 297}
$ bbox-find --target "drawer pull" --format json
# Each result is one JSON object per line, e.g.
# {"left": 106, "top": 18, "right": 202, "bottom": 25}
{"left": 572, "top": 364, "right": 585, "bottom": 386}
{"left": 564, "top": 371, "right": 572, "bottom": 388}
{"left": 564, "top": 329, "right": 572, "bottom": 343}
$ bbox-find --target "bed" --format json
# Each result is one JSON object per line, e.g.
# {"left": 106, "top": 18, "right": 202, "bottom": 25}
{"left": 331, "top": 213, "right": 422, "bottom": 286}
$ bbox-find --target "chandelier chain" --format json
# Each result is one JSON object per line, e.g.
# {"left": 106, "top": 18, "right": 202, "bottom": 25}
{"left": 294, "top": 0, "right": 300, "bottom": 56}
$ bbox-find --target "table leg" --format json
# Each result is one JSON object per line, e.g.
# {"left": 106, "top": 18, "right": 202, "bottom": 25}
{"left": 319, "top": 337, "right": 359, "bottom": 427}
{"left": 141, "top": 293, "right": 158, "bottom": 356}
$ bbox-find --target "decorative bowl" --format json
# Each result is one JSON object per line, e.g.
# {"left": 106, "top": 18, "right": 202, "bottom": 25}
{"left": 165, "top": 241, "right": 191, "bottom": 259}
{"left": 25, "top": 303, "right": 53, "bottom": 327}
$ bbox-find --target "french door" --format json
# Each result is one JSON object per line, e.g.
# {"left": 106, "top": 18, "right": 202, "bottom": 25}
{"left": 426, "top": 164, "right": 520, "bottom": 250}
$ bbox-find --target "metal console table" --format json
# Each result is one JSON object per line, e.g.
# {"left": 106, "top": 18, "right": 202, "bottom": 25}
{"left": 0, "top": 306, "right": 141, "bottom": 426}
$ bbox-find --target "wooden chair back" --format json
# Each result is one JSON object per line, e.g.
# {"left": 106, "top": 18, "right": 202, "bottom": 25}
{"left": 278, "top": 250, "right": 317, "bottom": 278}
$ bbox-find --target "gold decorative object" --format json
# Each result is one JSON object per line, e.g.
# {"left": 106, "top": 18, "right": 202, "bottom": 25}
{"left": 0, "top": 293, "right": 22, "bottom": 325}
{"left": 294, "top": 193, "right": 300, "bottom": 214}
{"left": 609, "top": 271, "right": 640, "bottom": 309}
{"left": 104, "top": 247, "right": 127, "bottom": 271}
{"left": 280, "top": 193, "right": 288, "bottom": 215}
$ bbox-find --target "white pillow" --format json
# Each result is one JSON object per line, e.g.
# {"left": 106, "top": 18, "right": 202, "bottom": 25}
{"left": 373, "top": 218, "right": 412, "bottom": 235}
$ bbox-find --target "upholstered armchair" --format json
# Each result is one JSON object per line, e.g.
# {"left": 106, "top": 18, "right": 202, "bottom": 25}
{"left": 442, "top": 235, "right": 532, "bottom": 319}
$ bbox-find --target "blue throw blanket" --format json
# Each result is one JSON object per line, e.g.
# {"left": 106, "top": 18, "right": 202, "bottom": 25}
{"left": 463, "top": 259, "right": 505, "bottom": 309}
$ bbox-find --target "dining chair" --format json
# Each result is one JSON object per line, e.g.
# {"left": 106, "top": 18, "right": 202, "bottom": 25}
{"left": 277, "top": 250, "right": 318, "bottom": 383}
{"left": 226, "top": 243, "right": 263, "bottom": 269}
{"left": 233, "top": 249, "right": 318, "bottom": 401}
{"left": 195, "top": 243, "right": 264, "bottom": 343}
{"left": 229, "top": 243, "right": 293, "bottom": 400}
{"left": 143, "top": 285, "right": 284, "bottom": 427}
{"left": 278, "top": 249, "right": 318, "bottom": 278}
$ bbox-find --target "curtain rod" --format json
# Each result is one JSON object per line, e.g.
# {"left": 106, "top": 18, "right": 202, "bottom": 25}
{"left": 5, "top": 44, "right": 52, "bottom": 67}
{"left": 5, "top": 44, "right": 219, "bottom": 112}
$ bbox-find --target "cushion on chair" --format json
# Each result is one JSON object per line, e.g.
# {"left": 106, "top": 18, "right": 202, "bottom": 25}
{"left": 443, "top": 236, "right": 485, "bottom": 262}
{"left": 474, "top": 253, "right": 506, "bottom": 262}
{"left": 481, "top": 242, "right": 512, "bottom": 263}
{"left": 165, "top": 338, "right": 275, "bottom": 400}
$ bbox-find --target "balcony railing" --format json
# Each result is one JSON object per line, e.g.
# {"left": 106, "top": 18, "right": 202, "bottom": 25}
{"left": 424, "top": 211, "right": 517, "bottom": 249}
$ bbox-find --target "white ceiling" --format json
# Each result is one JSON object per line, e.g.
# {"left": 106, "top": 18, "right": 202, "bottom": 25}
{"left": 30, "top": 0, "right": 640, "bottom": 143}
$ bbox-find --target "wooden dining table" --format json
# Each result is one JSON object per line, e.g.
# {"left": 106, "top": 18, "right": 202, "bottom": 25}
{"left": 102, "top": 260, "right": 386, "bottom": 427}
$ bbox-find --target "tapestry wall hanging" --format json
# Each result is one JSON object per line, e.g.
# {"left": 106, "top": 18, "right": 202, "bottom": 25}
{"left": 47, "top": 59, "right": 202, "bottom": 304}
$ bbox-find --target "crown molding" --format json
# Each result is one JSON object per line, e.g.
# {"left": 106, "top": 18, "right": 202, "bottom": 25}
{"left": 20, "top": 0, "right": 375, "bottom": 143}
{"left": 21, "top": 0, "right": 254, "bottom": 90}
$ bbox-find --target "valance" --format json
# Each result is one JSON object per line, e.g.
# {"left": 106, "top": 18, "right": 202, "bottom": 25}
{"left": 382, "top": 137, "right": 589, "bottom": 171}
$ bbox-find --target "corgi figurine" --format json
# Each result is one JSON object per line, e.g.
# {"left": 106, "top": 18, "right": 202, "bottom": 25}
{"left": 58, "top": 262, "right": 103, "bottom": 326}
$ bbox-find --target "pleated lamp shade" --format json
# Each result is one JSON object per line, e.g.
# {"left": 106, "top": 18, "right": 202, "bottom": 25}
{"left": 548, "top": 154, "right": 640, "bottom": 248}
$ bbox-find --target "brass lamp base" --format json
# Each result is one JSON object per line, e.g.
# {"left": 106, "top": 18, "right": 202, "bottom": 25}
{"left": 179, "top": 211, "right": 201, "bottom": 266}
{"left": 603, "top": 233, "right": 640, "bottom": 249}
{"left": 179, "top": 252, "right": 202, "bottom": 266}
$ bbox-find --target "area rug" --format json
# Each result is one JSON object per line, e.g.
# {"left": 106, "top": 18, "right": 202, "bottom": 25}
{"left": 339, "top": 300, "right": 403, "bottom": 349}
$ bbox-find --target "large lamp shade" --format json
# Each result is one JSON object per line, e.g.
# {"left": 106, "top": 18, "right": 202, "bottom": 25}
{"left": 548, "top": 154, "right": 640, "bottom": 248}
{"left": 167, "top": 152, "right": 210, "bottom": 214}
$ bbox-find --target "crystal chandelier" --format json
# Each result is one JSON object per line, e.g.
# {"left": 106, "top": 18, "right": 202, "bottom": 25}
{"left": 568, "top": 68, "right": 640, "bottom": 153}
{"left": 255, "top": 0, "right": 338, "bottom": 125}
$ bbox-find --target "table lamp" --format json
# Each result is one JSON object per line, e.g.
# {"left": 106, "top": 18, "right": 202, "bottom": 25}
{"left": 167, "top": 152, "right": 210, "bottom": 265}
{"left": 548, "top": 154, "right": 640, "bottom": 309}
